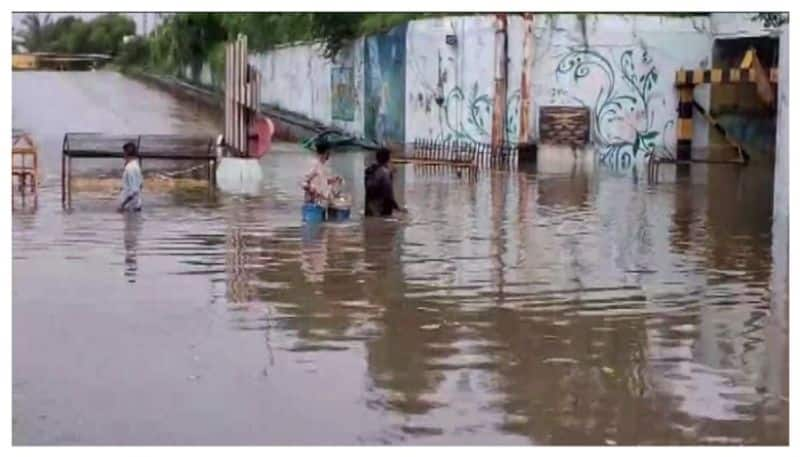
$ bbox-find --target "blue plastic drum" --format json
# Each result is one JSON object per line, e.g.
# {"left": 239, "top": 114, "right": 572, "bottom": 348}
{"left": 327, "top": 207, "right": 351, "bottom": 222}
{"left": 302, "top": 203, "right": 326, "bottom": 223}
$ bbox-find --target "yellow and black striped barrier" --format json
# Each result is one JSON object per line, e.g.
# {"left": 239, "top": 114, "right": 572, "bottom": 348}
{"left": 673, "top": 59, "right": 778, "bottom": 162}
{"left": 675, "top": 68, "right": 779, "bottom": 86}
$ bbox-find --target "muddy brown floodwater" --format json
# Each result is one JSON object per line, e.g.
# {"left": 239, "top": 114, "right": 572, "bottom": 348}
{"left": 12, "top": 71, "right": 788, "bottom": 445}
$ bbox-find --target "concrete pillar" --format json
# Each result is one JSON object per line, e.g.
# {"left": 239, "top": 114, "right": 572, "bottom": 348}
{"left": 764, "top": 24, "right": 789, "bottom": 421}
{"left": 771, "top": 26, "right": 788, "bottom": 317}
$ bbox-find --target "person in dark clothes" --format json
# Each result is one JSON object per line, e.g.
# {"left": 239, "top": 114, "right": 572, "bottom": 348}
{"left": 364, "top": 147, "right": 406, "bottom": 217}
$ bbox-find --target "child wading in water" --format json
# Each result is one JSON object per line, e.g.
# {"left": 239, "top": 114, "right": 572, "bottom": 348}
{"left": 364, "top": 147, "right": 406, "bottom": 217}
{"left": 118, "top": 142, "right": 143, "bottom": 212}
{"left": 302, "top": 141, "right": 342, "bottom": 207}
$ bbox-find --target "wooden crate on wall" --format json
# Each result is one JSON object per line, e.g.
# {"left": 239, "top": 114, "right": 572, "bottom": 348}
{"left": 538, "top": 106, "right": 590, "bottom": 147}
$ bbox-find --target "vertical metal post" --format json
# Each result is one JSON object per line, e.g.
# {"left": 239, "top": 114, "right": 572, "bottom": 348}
{"left": 67, "top": 156, "right": 72, "bottom": 207}
{"left": 61, "top": 153, "right": 66, "bottom": 206}
{"left": 239, "top": 35, "right": 248, "bottom": 156}
{"left": 234, "top": 38, "right": 240, "bottom": 154}
{"left": 491, "top": 14, "right": 508, "bottom": 155}
{"left": 61, "top": 134, "right": 67, "bottom": 206}
{"left": 225, "top": 42, "right": 231, "bottom": 150}
{"left": 519, "top": 13, "right": 534, "bottom": 144}
{"left": 232, "top": 39, "right": 239, "bottom": 154}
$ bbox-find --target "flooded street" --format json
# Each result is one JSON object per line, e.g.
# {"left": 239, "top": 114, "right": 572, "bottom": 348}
{"left": 12, "top": 71, "right": 788, "bottom": 444}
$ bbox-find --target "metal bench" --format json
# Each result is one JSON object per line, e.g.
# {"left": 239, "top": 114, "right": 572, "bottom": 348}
{"left": 61, "top": 133, "right": 217, "bottom": 206}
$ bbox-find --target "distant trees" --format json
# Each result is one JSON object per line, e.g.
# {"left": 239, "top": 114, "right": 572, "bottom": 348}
{"left": 146, "top": 13, "right": 227, "bottom": 73}
{"left": 18, "top": 13, "right": 52, "bottom": 52}
{"left": 16, "top": 13, "right": 135, "bottom": 55}
{"left": 134, "top": 12, "right": 450, "bottom": 71}
{"left": 16, "top": 12, "right": 458, "bottom": 73}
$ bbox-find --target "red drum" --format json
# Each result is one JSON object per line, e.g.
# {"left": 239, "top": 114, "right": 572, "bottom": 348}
{"left": 248, "top": 115, "right": 274, "bottom": 158}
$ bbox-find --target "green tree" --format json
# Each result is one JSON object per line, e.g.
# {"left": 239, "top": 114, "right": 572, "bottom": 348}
{"left": 42, "top": 16, "right": 82, "bottom": 52}
{"left": 137, "top": 12, "right": 455, "bottom": 73}
{"left": 17, "top": 13, "right": 135, "bottom": 56}
{"left": 19, "top": 13, "right": 52, "bottom": 52}
{"left": 148, "top": 13, "right": 226, "bottom": 74}
{"left": 218, "top": 13, "right": 314, "bottom": 51}
{"left": 117, "top": 35, "right": 149, "bottom": 67}
{"left": 85, "top": 14, "right": 136, "bottom": 55}
{"left": 309, "top": 13, "right": 366, "bottom": 58}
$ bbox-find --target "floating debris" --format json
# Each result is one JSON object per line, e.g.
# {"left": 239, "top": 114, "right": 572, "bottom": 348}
{"left": 542, "top": 357, "right": 578, "bottom": 365}
{"left": 416, "top": 307, "right": 440, "bottom": 313}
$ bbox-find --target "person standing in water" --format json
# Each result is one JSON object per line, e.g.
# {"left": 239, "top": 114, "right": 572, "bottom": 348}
{"left": 302, "top": 140, "right": 342, "bottom": 207}
{"left": 118, "top": 142, "right": 143, "bottom": 212}
{"left": 364, "top": 147, "right": 406, "bottom": 217}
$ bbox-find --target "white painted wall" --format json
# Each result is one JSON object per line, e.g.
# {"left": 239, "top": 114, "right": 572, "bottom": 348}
{"left": 771, "top": 25, "right": 788, "bottom": 315}
{"left": 252, "top": 44, "right": 325, "bottom": 123}
{"left": 404, "top": 13, "right": 714, "bottom": 163}
{"left": 532, "top": 14, "right": 712, "bottom": 163}
{"left": 711, "top": 12, "right": 779, "bottom": 39}
{"left": 251, "top": 39, "right": 365, "bottom": 137}
{"left": 234, "top": 13, "right": 788, "bottom": 167}
{"left": 405, "top": 16, "right": 497, "bottom": 144}
{"left": 766, "top": 26, "right": 789, "bottom": 404}
{"left": 335, "top": 40, "right": 365, "bottom": 135}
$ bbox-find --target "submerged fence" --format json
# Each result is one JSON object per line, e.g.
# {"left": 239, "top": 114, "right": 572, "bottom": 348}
{"left": 402, "top": 139, "right": 537, "bottom": 168}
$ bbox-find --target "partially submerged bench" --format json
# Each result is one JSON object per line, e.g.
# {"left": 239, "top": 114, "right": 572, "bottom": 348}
{"left": 61, "top": 133, "right": 217, "bottom": 205}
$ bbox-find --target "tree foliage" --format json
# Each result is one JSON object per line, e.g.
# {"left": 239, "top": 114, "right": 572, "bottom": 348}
{"left": 17, "top": 13, "right": 135, "bottom": 55}
{"left": 310, "top": 12, "right": 449, "bottom": 58}
{"left": 133, "top": 12, "right": 440, "bottom": 74}
{"left": 18, "top": 13, "right": 52, "bottom": 52}
{"left": 218, "top": 13, "right": 314, "bottom": 51}
{"left": 116, "top": 36, "right": 149, "bottom": 67}
{"left": 18, "top": 12, "right": 461, "bottom": 73}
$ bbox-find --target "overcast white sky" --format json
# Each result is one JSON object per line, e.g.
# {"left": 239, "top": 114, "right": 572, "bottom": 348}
{"left": 12, "top": 12, "right": 166, "bottom": 36}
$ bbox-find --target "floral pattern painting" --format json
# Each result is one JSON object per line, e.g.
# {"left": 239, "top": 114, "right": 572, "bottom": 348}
{"left": 555, "top": 46, "right": 674, "bottom": 168}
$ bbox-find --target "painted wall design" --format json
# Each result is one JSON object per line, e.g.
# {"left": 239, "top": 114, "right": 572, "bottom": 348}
{"left": 236, "top": 13, "right": 778, "bottom": 171}
{"left": 434, "top": 84, "right": 520, "bottom": 144}
{"left": 442, "top": 86, "right": 520, "bottom": 144}
{"left": 364, "top": 24, "right": 407, "bottom": 146}
{"left": 406, "top": 16, "right": 498, "bottom": 145}
{"left": 331, "top": 67, "right": 356, "bottom": 121}
{"left": 534, "top": 14, "right": 712, "bottom": 170}
{"left": 555, "top": 46, "right": 669, "bottom": 166}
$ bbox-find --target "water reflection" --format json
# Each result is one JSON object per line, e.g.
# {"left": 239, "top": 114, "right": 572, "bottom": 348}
{"left": 300, "top": 224, "right": 328, "bottom": 284}
{"left": 12, "top": 71, "right": 788, "bottom": 445}
{"left": 123, "top": 214, "right": 142, "bottom": 283}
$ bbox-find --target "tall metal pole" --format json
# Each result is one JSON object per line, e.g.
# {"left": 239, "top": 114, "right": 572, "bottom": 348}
{"left": 519, "top": 13, "right": 534, "bottom": 144}
{"left": 491, "top": 14, "right": 508, "bottom": 154}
